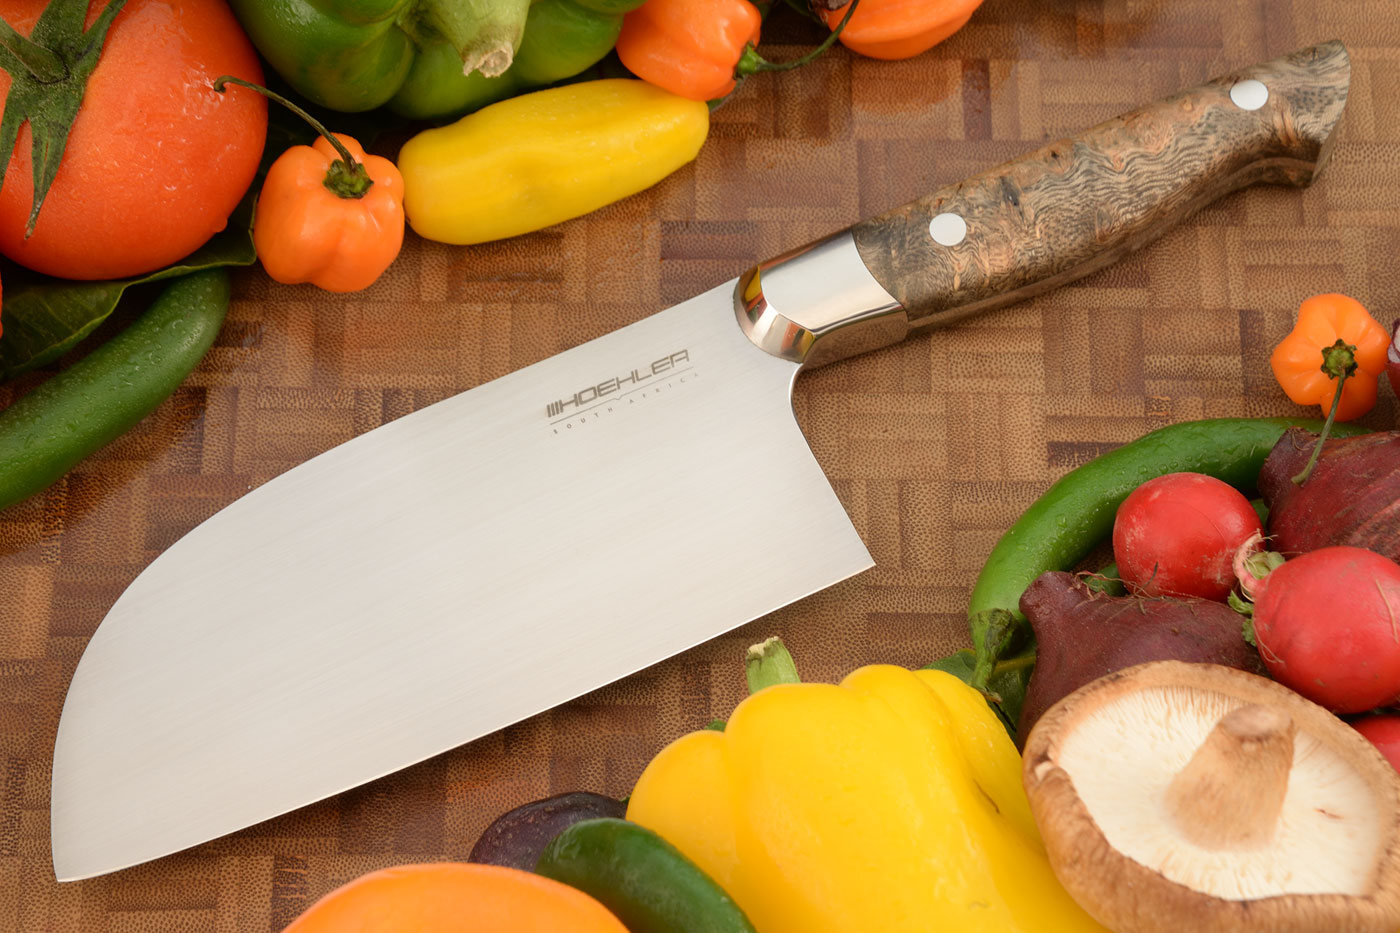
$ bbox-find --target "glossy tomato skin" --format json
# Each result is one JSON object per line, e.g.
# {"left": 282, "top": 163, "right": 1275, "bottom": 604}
{"left": 1353, "top": 713, "right": 1400, "bottom": 772}
{"left": 1112, "top": 472, "right": 1263, "bottom": 601}
{"left": 0, "top": 0, "right": 267, "bottom": 280}
{"left": 1253, "top": 547, "right": 1400, "bottom": 713}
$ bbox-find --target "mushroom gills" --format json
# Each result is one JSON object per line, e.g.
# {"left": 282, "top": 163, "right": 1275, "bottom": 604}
{"left": 1056, "top": 684, "right": 1381, "bottom": 900}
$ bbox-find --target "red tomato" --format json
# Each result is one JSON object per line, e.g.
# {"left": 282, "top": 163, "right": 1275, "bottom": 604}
{"left": 1112, "top": 472, "right": 1263, "bottom": 601}
{"left": 1253, "top": 547, "right": 1400, "bottom": 713}
{"left": 1353, "top": 713, "right": 1400, "bottom": 772}
{"left": 0, "top": 0, "right": 267, "bottom": 280}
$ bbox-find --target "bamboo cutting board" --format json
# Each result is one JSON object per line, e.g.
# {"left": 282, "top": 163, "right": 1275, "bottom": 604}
{"left": 2, "top": 0, "right": 1399, "bottom": 929}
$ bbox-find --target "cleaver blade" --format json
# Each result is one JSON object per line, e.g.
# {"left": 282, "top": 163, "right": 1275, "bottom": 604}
{"left": 51, "top": 40, "right": 1350, "bottom": 880}
{"left": 52, "top": 280, "right": 869, "bottom": 881}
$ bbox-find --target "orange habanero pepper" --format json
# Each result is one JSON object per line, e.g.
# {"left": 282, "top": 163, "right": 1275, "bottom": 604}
{"left": 618, "top": 0, "right": 861, "bottom": 102}
{"left": 215, "top": 76, "right": 404, "bottom": 293}
{"left": 1271, "top": 293, "right": 1390, "bottom": 423}
{"left": 616, "top": 0, "right": 762, "bottom": 101}
{"left": 821, "top": 0, "right": 984, "bottom": 60}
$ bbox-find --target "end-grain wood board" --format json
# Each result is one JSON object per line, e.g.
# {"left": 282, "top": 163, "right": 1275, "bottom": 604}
{"left": 2, "top": 0, "right": 1399, "bottom": 929}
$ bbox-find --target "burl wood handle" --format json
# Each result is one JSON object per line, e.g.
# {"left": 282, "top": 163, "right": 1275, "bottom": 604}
{"left": 852, "top": 41, "right": 1350, "bottom": 328}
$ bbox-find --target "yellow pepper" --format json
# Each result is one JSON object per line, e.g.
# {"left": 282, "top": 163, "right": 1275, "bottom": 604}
{"left": 397, "top": 79, "right": 709, "bottom": 245}
{"left": 626, "top": 664, "right": 1105, "bottom": 932}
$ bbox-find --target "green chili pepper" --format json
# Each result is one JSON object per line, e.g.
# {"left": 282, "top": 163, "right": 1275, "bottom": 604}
{"left": 0, "top": 270, "right": 230, "bottom": 512}
{"left": 537, "top": 818, "right": 757, "bottom": 933}
{"left": 389, "top": 0, "right": 632, "bottom": 118}
{"left": 228, "top": 0, "right": 643, "bottom": 120}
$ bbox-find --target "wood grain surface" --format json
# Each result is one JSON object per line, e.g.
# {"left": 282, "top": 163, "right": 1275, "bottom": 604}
{"left": 2, "top": 0, "right": 1399, "bottom": 929}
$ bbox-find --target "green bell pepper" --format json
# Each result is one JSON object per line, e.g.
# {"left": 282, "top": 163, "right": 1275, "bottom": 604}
{"left": 228, "top": 0, "right": 644, "bottom": 120}
{"left": 388, "top": 0, "right": 632, "bottom": 118}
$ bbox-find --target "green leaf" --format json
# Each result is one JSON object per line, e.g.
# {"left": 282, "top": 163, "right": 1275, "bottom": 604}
{"left": 1228, "top": 590, "right": 1258, "bottom": 647}
{"left": 925, "top": 645, "right": 1035, "bottom": 741}
{"left": 0, "top": 190, "right": 255, "bottom": 380}
{"left": 924, "top": 648, "right": 977, "bottom": 681}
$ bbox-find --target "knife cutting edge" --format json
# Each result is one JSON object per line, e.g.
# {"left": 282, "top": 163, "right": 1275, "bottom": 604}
{"left": 49, "top": 40, "right": 1350, "bottom": 881}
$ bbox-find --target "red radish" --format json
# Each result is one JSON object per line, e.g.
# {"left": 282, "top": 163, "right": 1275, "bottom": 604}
{"left": 1112, "top": 472, "right": 1263, "bottom": 601}
{"left": 1353, "top": 713, "right": 1400, "bottom": 772}
{"left": 1242, "top": 544, "right": 1400, "bottom": 713}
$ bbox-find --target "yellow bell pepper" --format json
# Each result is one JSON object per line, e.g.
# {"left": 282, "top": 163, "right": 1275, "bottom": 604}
{"left": 397, "top": 79, "right": 709, "bottom": 245}
{"left": 626, "top": 664, "right": 1105, "bottom": 932}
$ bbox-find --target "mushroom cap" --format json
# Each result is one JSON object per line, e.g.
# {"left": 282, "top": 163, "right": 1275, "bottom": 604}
{"left": 1022, "top": 661, "right": 1400, "bottom": 933}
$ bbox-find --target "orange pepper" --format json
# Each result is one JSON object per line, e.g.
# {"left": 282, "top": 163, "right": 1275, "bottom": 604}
{"left": 1271, "top": 293, "right": 1389, "bottom": 422}
{"left": 254, "top": 133, "right": 404, "bottom": 293}
{"left": 821, "top": 0, "right": 984, "bottom": 60}
{"left": 215, "top": 76, "right": 404, "bottom": 293}
{"left": 616, "top": 0, "right": 762, "bottom": 101}
{"left": 284, "top": 862, "right": 629, "bottom": 932}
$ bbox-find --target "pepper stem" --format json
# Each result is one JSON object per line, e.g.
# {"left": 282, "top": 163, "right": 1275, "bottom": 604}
{"left": 969, "top": 608, "right": 1019, "bottom": 693}
{"left": 745, "top": 636, "right": 800, "bottom": 694}
{"left": 736, "top": 0, "right": 862, "bottom": 76}
{"left": 0, "top": 16, "right": 66, "bottom": 84}
{"left": 1291, "top": 339, "right": 1356, "bottom": 485}
{"left": 990, "top": 650, "right": 1036, "bottom": 678}
{"left": 421, "top": 0, "right": 531, "bottom": 78}
{"left": 212, "top": 75, "right": 373, "bottom": 200}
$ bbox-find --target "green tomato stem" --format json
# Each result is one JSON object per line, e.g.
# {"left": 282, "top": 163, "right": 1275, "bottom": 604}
{"left": 0, "top": 0, "right": 130, "bottom": 236}
{"left": 0, "top": 16, "right": 65, "bottom": 83}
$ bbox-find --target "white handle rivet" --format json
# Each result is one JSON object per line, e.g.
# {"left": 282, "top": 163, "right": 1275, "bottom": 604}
{"left": 1230, "top": 79, "right": 1269, "bottom": 111}
{"left": 929, "top": 212, "right": 967, "bottom": 247}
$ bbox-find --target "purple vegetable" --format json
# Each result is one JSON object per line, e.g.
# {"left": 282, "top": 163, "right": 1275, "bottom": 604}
{"left": 1017, "top": 572, "right": 1266, "bottom": 742}
{"left": 468, "top": 791, "right": 626, "bottom": 871}
{"left": 1258, "top": 428, "right": 1399, "bottom": 563}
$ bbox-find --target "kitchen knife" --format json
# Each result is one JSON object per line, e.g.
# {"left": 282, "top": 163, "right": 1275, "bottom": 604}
{"left": 50, "top": 41, "right": 1350, "bottom": 881}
